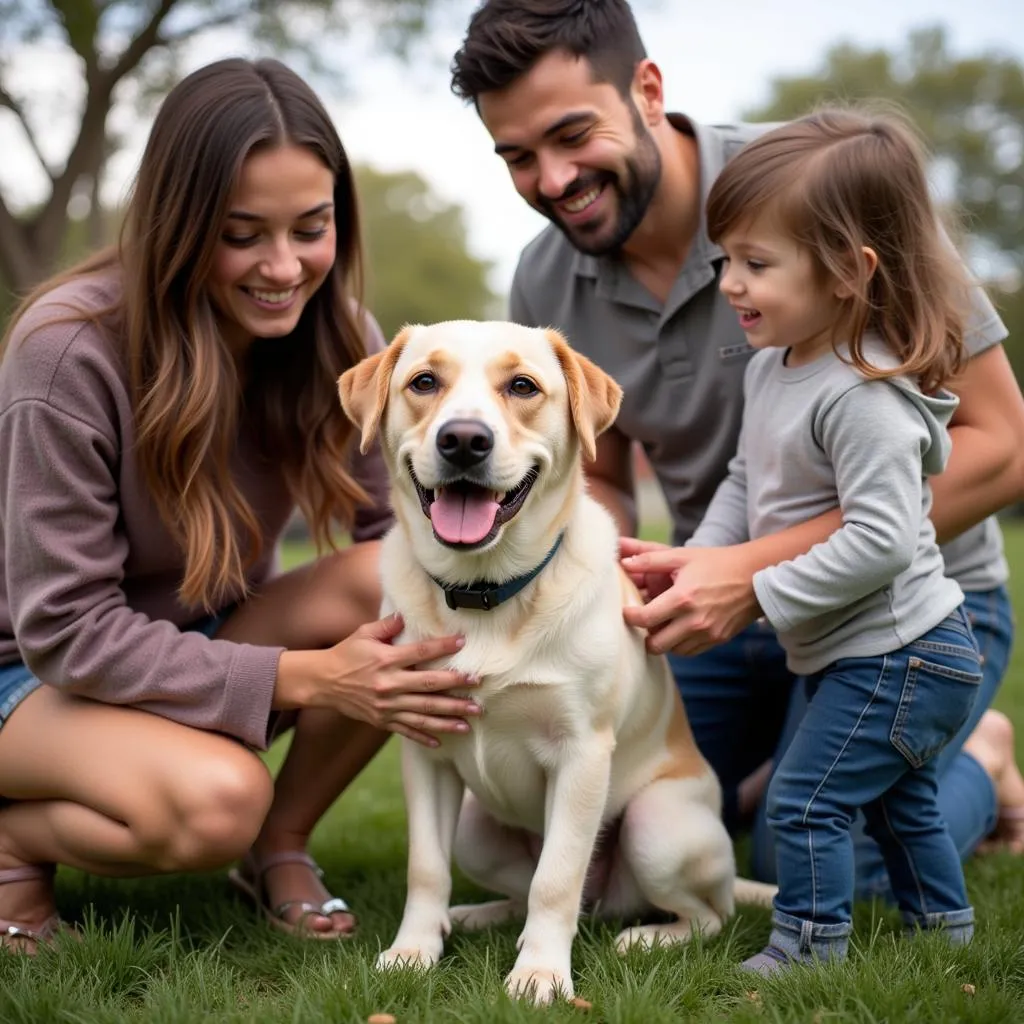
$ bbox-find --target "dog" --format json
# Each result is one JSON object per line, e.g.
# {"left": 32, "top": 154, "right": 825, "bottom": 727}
{"left": 338, "top": 321, "right": 775, "bottom": 1004}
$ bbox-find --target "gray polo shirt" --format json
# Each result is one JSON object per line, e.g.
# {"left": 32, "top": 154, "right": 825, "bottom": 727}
{"left": 509, "top": 113, "right": 1010, "bottom": 592}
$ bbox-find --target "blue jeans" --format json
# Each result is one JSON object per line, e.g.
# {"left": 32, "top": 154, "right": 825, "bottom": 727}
{"left": 670, "top": 585, "right": 1014, "bottom": 900}
{"left": 763, "top": 610, "right": 980, "bottom": 962}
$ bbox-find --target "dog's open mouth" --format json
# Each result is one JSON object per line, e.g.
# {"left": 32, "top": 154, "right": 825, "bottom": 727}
{"left": 408, "top": 462, "right": 539, "bottom": 549}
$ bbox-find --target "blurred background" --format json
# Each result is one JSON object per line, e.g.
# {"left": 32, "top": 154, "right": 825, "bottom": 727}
{"left": 1, "top": 0, "right": 1022, "bottom": 389}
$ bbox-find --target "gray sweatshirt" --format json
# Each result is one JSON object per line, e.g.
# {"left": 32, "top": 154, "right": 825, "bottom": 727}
{"left": 689, "top": 340, "right": 964, "bottom": 675}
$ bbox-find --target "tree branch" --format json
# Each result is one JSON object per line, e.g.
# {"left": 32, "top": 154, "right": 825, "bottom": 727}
{"left": 108, "top": 0, "right": 181, "bottom": 84}
{"left": 156, "top": 6, "right": 253, "bottom": 49}
{"left": 49, "top": 0, "right": 102, "bottom": 67}
{"left": 0, "top": 80, "right": 56, "bottom": 181}
{"left": 29, "top": 65, "right": 113, "bottom": 275}
{"left": 27, "top": 0, "right": 182, "bottom": 267}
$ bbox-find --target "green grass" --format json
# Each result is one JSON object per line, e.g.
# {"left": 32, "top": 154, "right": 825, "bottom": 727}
{"left": 5, "top": 525, "right": 1023, "bottom": 1022}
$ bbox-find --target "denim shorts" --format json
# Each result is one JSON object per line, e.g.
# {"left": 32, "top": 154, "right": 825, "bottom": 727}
{"left": 0, "top": 608, "right": 233, "bottom": 732}
{"left": 0, "top": 661, "right": 41, "bottom": 729}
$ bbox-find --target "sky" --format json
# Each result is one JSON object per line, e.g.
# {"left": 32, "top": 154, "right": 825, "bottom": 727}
{"left": 2, "top": 0, "right": 1023, "bottom": 300}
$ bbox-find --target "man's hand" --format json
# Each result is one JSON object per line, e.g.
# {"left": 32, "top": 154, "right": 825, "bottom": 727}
{"left": 620, "top": 538, "right": 763, "bottom": 656}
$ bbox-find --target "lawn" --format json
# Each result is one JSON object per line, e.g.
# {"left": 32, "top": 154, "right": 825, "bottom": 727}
{"left": 2, "top": 526, "right": 1022, "bottom": 1022}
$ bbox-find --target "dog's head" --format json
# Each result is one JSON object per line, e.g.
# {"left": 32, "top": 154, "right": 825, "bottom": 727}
{"left": 338, "top": 321, "right": 621, "bottom": 555}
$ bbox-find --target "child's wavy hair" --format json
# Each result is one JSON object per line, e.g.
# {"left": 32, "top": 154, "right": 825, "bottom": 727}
{"left": 706, "top": 106, "right": 971, "bottom": 393}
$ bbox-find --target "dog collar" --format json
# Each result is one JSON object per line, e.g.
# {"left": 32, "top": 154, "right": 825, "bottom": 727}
{"left": 430, "top": 532, "right": 565, "bottom": 612}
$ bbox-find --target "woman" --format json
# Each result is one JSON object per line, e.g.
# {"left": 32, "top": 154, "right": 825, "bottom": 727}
{"left": 0, "top": 57, "right": 481, "bottom": 952}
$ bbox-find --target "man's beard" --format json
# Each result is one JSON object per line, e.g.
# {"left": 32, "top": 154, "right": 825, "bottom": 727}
{"left": 538, "top": 125, "right": 662, "bottom": 257}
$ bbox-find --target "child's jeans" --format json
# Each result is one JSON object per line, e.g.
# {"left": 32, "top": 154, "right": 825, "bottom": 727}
{"left": 765, "top": 608, "right": 981, "bottom": 963}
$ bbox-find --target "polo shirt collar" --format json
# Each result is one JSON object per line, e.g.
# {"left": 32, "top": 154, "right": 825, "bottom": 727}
{"left": 669, "top": 112, "right": 727, "bottom": 266}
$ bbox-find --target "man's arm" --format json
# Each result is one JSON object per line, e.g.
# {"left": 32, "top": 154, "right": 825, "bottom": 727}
{"left": 930, "top": 344, "right": 1024, "bottom": 543}
{"left": 584, "top": 426, "right": 637, "bottom": 537}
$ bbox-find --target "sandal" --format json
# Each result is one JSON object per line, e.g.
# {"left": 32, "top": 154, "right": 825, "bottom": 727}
{"left": 0, "top": 864, "right": 68, "bottom": 955}
{"left": 227, "top": 850, "right": 356, "bottom": 939}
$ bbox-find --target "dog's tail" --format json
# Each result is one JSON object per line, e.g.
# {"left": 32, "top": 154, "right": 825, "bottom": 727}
{"left": 733, "top": 876, "right": 777, "bottom": 908}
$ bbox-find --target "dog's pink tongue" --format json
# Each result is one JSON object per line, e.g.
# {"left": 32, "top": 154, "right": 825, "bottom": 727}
{"left": 430, "top": 490, "right": 500, "bottom": 545}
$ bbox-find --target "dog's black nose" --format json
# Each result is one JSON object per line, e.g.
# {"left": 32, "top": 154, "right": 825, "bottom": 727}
{"left": 436, "top": 419, "right": 494, "bottom": 468}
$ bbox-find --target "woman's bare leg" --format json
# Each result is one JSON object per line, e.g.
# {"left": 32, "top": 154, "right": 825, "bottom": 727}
{"left": 216, "top": 540, "right": 392, "bottom": 934}
{"left": 0, "top": 540, "right": 391, "bottom": 940}
{"left": 242, "top": 710, "right": 389, "bottom": 933}
{"left": 0, "top": 687, "right": 274, "bottom": 937}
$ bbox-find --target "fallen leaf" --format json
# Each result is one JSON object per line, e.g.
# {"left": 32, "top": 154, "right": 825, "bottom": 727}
{"left": 745, "top": 991, "right": 762, "bottom": 1004}
{"left": 961, "top": 984, "right": 976, "bottom": 996}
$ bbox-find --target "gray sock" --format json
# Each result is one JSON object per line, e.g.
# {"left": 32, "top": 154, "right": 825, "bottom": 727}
{"left": 740, "top": 945, "right": 794, "bottom": 976}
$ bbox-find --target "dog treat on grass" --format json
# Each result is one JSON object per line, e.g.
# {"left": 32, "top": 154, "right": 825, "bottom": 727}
{"left": 368, "top": 1014, "right": 397, "bottom": 1023}
{"left": 570, "top": 996, "right": 593, "bottom": 1010}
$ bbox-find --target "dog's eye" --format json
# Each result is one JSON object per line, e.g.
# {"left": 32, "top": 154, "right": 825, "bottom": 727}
{"left": 508, "top": 376, "right": 539, "bottom": 398}
{"left": 408, "top": 372, "right": 437, "bottom": 394}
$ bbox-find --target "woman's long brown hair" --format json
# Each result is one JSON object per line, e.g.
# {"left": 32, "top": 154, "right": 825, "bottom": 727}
{"left": 2, "top": 58, "right": 369, "bottom": 610}
{"left": 706, "top": 106, "right": 971, "bottom": 394}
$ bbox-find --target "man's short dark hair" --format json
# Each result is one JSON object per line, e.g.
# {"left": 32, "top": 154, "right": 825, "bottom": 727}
{"left": 450, "top": 0, "right": 647, "bottom": 106}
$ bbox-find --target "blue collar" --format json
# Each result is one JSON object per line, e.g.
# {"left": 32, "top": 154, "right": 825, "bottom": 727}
{"left": 430, "top": 533, "right": 565, "bottom": 612}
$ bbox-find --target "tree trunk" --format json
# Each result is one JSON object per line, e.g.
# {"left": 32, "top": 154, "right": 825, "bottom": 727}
{"left": 0, "top": 132, "right": 111, "bottom": 296}
{"left": 0, "top": 203, "right": 45, "bottom": 298}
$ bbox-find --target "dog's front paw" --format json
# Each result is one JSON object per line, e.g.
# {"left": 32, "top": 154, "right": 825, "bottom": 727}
{"left": 376, "top": 941, "right": 442, "bottom": 971}
{"left": 505, "top": 963, "right": 572, "bottom": 1004}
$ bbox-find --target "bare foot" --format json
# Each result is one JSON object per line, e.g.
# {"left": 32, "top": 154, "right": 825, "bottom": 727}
{"left": 962, "top": 710, "right": 1024, "bottom": 855}
{"left": 738, "top": 758, "right": 774, "bottom": 820}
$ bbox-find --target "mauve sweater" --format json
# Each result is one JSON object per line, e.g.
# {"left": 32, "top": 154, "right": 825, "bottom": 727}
{"left": 0, "top": 272, "right": 392, "bottom": 749}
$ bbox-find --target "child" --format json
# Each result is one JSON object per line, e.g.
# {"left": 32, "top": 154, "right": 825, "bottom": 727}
{"left": 695, "top": 107, "right": 982, "bottom": 973}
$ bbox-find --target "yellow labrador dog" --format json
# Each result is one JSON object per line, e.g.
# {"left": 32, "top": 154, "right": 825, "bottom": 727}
{"left": 339, "top": 321, "right": 773, "bottom": 1004}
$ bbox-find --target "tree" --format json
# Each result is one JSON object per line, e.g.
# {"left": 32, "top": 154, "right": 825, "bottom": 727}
{"left": 0, "top": 0, "right": 451, "bottom": 296}
{"left": 356, "top": 166, "right": 497, "bottom": 340}
{"left": 744, "top": 26, "right": 1024, "bottom": 382}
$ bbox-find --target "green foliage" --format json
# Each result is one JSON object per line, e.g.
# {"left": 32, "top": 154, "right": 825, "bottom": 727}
{"left": 357, "top": 166, "right": 498, "bottom": 340}
{"left": 745, "top": 26, "right": 1024, "bottom": 377}
{"left": 746, "top": 27, "right": 1024, "bottom": 255}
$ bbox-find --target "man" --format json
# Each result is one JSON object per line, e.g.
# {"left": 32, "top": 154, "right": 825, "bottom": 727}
{"left": 450, "top": 0, "right": 1024, "bottom": 882}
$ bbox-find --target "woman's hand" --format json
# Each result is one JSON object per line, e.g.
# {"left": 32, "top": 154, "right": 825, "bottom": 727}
{"left": 619, "top": 538, "right": 762, "bottom": 656}
{"left": 278, "top": 613, "right": 482, "bottom": 747}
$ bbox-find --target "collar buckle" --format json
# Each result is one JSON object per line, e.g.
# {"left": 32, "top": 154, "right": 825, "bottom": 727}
{"left": 443, "top": 586, "right": 494, "bottom": 612}
{"left": 431, "top": 532, "right": 564, "bottom": 613}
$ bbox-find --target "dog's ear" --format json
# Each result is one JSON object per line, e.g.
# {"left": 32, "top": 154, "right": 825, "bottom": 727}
{"left": 545, "top": 328, "right": 623, "bottom": 462}
{"left": 338, "top": 327, "right": 412, "bottom": 453}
